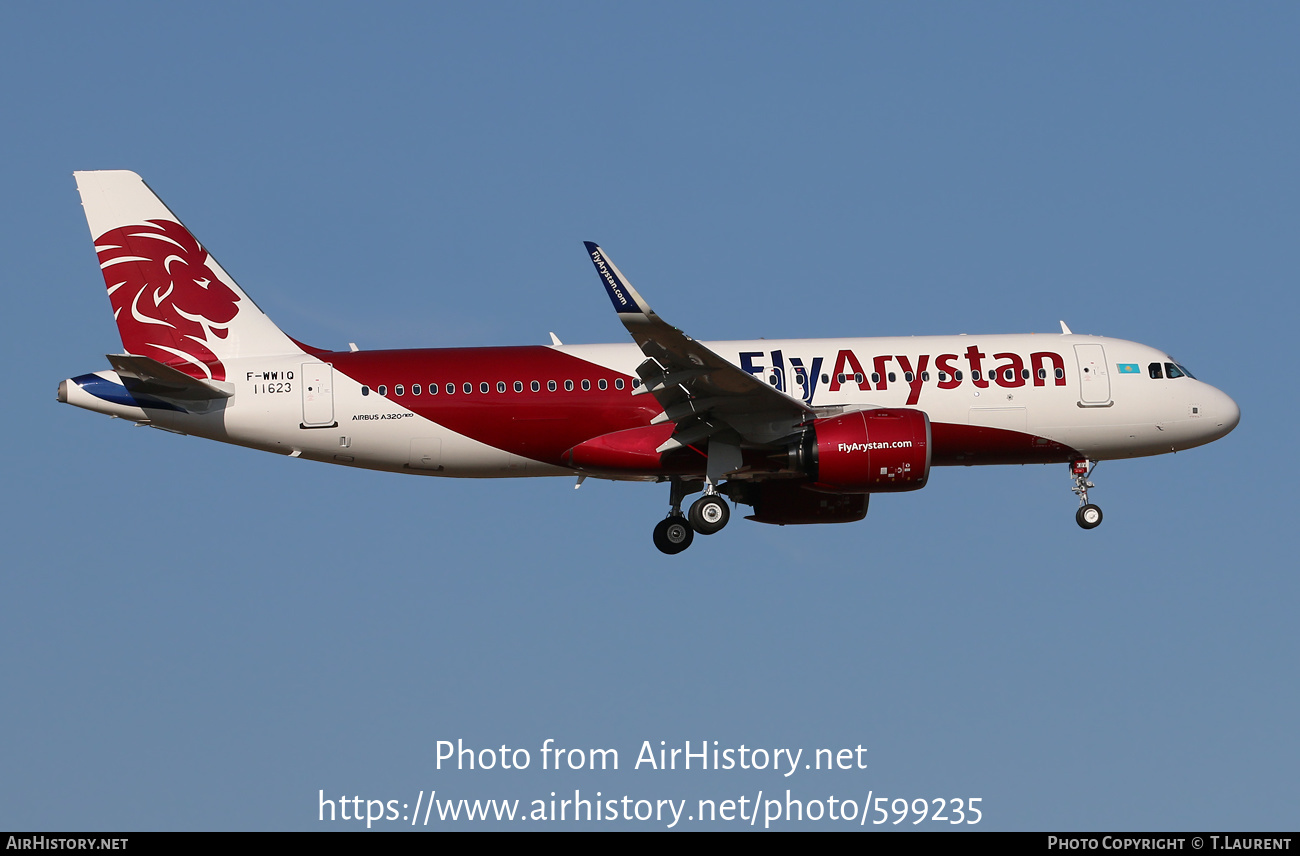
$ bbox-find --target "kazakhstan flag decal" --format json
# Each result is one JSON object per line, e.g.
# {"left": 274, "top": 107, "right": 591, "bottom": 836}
{"left": 1118, "top": 363, "right": 1140, "bottom": 374}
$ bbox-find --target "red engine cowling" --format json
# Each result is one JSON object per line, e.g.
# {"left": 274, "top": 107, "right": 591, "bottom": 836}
{"left": 802, "top": 408, "right": 931, "bottom": 493}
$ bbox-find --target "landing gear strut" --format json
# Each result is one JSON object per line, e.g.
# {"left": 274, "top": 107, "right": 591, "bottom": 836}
{"left": 1071, "top": 459, "right": 1103, "bottom": 530}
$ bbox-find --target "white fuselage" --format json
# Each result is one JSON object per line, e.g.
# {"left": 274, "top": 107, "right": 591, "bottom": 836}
{"left": 62, "top": 332, "right": 1239, "bottom": 478}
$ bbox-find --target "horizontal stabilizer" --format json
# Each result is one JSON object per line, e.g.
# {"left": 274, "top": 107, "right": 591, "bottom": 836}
{"left": 106, "top": 354, "right": 233, "bottom": 401}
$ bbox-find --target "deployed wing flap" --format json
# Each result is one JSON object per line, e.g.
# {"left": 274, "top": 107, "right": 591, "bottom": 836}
{"left": 584, "top": 242, "right": 811, "bottom": 447}
{"left": 107, "top": 353, "right": 234, "bottom": 401}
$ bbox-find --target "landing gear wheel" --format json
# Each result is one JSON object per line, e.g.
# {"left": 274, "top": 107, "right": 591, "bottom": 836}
{"left": 653, "top": 516, "right": 694, "bottom": 554}
{"left": 1069, "top": 460, "right": 1103, "bottom": 530}
{"left": 689, "top": 495, "right": 730, "bottom": 535}
{"left": 1076, "top": 504, "right": 1103, "bottom": 530}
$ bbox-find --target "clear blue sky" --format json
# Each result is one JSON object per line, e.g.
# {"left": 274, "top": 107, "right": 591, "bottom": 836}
{"left": 2, "top": 2, "right": 1295, "bottom": 830}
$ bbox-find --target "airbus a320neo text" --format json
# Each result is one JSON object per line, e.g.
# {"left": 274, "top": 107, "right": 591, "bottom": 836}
{"left": 60, "top": 171, "right": 1239, "bottom": 553}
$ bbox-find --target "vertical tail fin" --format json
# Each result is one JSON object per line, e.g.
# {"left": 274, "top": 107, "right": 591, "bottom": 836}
{"left": 75, "top": 170, "right": 302, "bottom": 381}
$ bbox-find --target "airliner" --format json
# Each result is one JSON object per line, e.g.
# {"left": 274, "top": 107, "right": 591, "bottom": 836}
{"left": 59, "top": 171, "right": 1240, "bottom": 553}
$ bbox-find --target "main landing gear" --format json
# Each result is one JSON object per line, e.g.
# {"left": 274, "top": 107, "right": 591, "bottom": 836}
{"left": 1071, "top": 459, "right": 1103, "bottom": 530}
{"left": 689, "top": 494, "right": 730, "bottom": 535}
{"left": 652, "top": 478, "right": 732, "bottom": 554}
{"left": 652, "top": 516, "right": 694, "bottom": 554}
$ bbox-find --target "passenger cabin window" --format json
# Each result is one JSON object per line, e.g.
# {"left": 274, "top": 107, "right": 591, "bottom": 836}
{"left": 378, "top": 385, "right": 387, "bottom": 396}
{"left": 395, "top": 384, "right": 404, "bottom": 396}
{"left": 582, "top": 379, "right": 591, "bottom": 391}
{"left": 565, "top": 380, "right": 574, "bottom": 391}
{"left": 615, "top": 378, "right": 625, "bottom": 390}
{"left": 1054, "top": 368, "right": 1064, "bottom": 379}
{"left": 531, "top": 380, "right": 540, "bottom": 392}
{"left": 446, "top": 383, "right": 455, "bottom": 394}
{"left": 514, "top": 381, "right": 523, "bottom": 392}
{"left": 598, "top": 379, "right": 608, "bottom": 390}
{"left": 429, "top": 383, "right": 437, "bottom": 394}
{"left": 412, "top": 384, "right": 421, "bottom": 395}
{"left": 547, "top": 380, "right": 557, "bottom": 391}
{"left": 480, "top": 382, "right": 489, "bottom": 394}
{"left": 361, "top": 386, "right": 370, "bottom": 396}
{"left": 463, "top": 382, "right": 472, "bottom": 394}
{"left": 497, "top": 381, "right": 506, "bottom": 393}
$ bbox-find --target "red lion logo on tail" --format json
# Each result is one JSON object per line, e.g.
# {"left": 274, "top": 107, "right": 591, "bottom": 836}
{"left": 96, "top": 220, "right": 241, "bottom": 381}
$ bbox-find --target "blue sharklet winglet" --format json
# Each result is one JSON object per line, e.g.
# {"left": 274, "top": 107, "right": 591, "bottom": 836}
{"left": 585, "top": 241, "right": 656, "bottom": 317}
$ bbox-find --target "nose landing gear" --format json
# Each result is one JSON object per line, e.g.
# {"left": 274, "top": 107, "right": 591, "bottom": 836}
{"left": 1076, "top": 503, "right": 1103, "bottom": 529}
{"left": 1071, "top": 459, "right": 1103, "bottom": 530}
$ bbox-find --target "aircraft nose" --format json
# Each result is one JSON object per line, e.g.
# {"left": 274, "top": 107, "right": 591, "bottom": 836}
{"left": 1208, "top": 386, "right": 1240, "bottom": 439}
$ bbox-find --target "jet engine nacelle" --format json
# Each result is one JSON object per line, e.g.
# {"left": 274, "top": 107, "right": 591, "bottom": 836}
{"left": 802, "top": 408, "right": 931, "bottom": 493}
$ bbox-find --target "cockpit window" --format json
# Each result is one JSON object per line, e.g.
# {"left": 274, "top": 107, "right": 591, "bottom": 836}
{"left": 1165, "top": 362, "right": 1184, "bottom": 379}
{"left": 1149, "top": 362, "right": 1164, "bottom": 379}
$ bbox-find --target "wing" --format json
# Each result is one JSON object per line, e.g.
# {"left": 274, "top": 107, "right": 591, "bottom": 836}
{"left": 583, "top": 242, "right": 812, "bottom": 476}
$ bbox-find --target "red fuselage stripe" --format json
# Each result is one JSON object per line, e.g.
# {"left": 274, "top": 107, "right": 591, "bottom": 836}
{"left": 324, "top": 347, "right": 1081, "bottom": 469}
